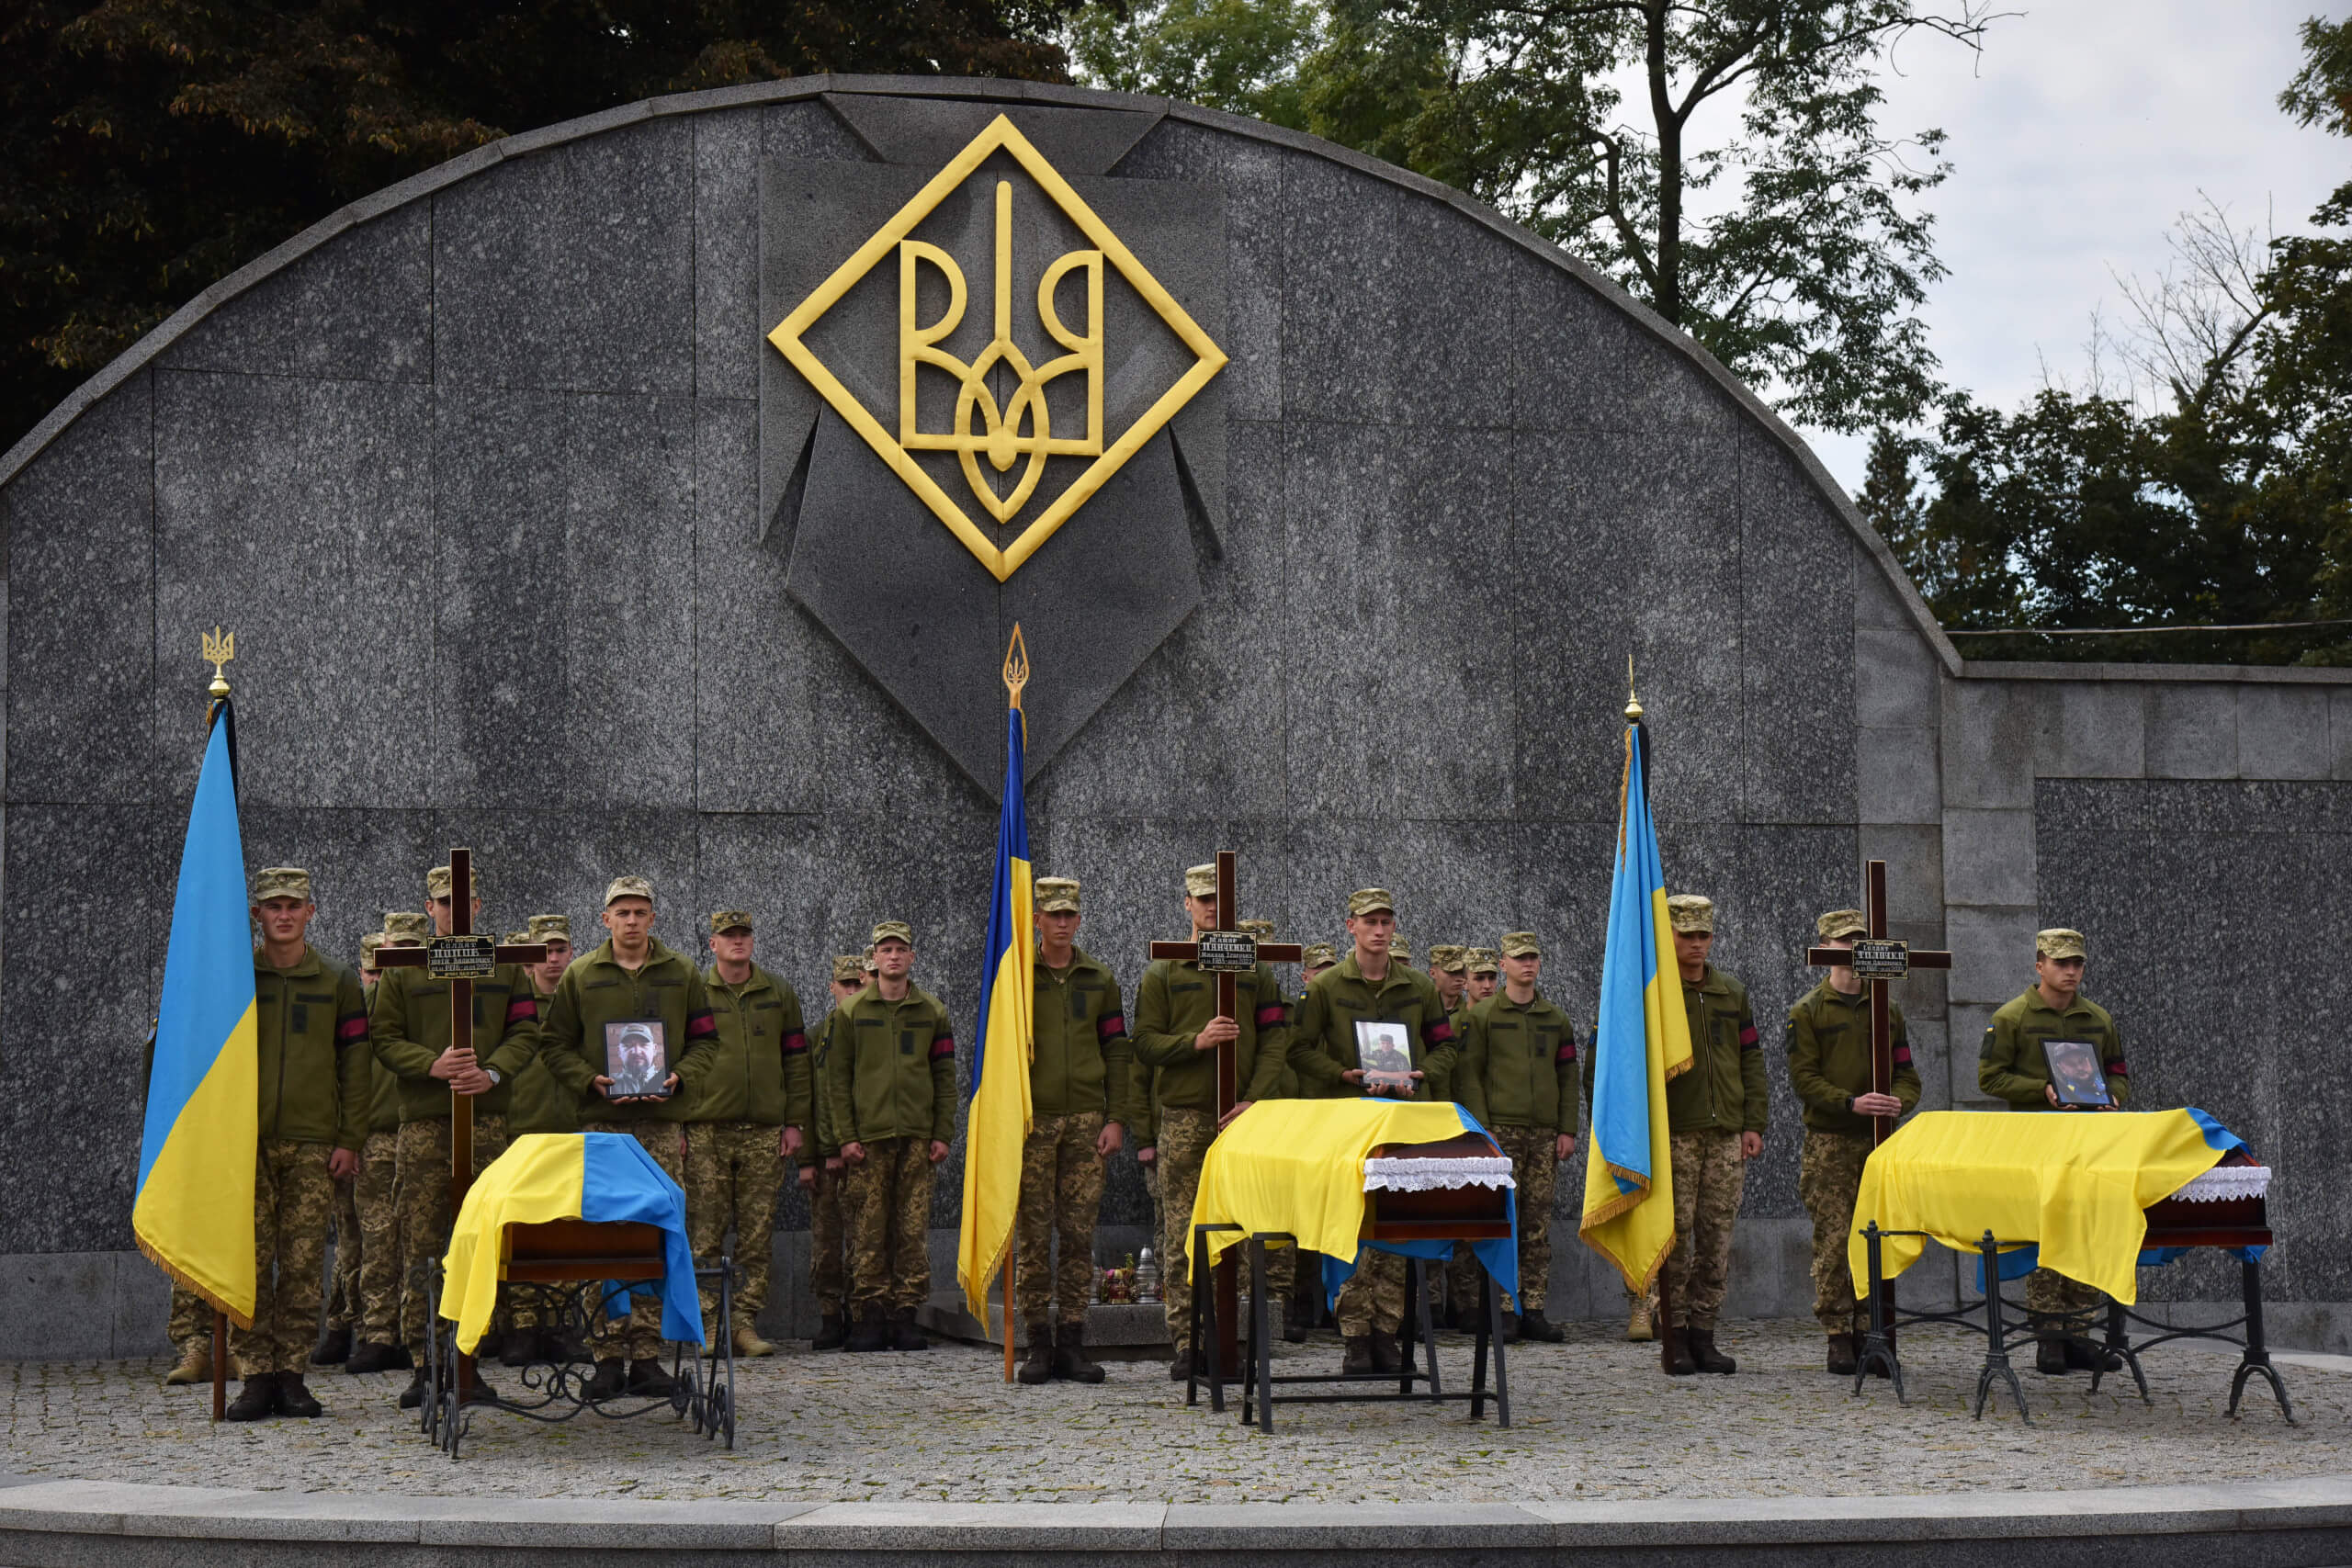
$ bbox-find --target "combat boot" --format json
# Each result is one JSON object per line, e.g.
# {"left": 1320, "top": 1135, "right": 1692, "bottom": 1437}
{"left": 888, "top": 1307, "right": 928, "bottom": 1351}
{"left": 628, "top": 1359, "right": 677, "bottom": 1398}
{"left": 733, "top": 1325, "right": 776, "bottom": 1359}
{"left": 223, "top": 1373, "right": 277, "bottom": 1421}
{"left": 345, "top": 1340, "right": 401, "bottom": 1375}
{"left": 1017, "top": 1322, "right": 1054, "bottom": 1384}
{"left": 2064, "top": 1336, "right": 2122, "bottom": 1372}
{"left": 163, "top": 1341, "right": 210, "bottom": 1386}
{"left": 1626, "top": 1301, "right": 1655, "bottom": 1342}
{"left": 1369, "top": 1329, "right": 1403, "bottom": 1374}
{"left": 397, "top": 1367, "right": 429, "bottom": 1409}
{"left": 1284, "top": 1290, "right": 1313, "bottom": 1344}
{"left": 1341, "top": 1336, "right": 1374, "bottom": 1375}
{"left": 1167, "top": 1347, "right": 1196, "bottom": 1382}
{"left": 1826, "top": 1333, "right": 1859, "bottom": 1376}
{"left": 585, "top": 1358, "right": 628, "bottom": 1401}
{"left": 812, "top": 1313, "right": 849, "bottom": 1351}
{"left": 1501, "top": 1311, "right": 1521, "bottom": 1345}
{"left": 1517, "top": 1308, "right": 1566, "bottom": 1343}
{"left": 1054, "top": 1321, "right": 1105, "bottom": 1384}
{"left": 1689, "top": 1326, "right": 1736, "bottom": 1373}
{"left": 1663, "top": 1325, "right": 1698, "bottom": 1375}
{"left": 2030, "top": 1315, "right": 2070, "bottom": 1374}
{"left": 311, "top": 1326, "right": 351, "bottom": 1366}
{"left": 500, "top": 1329, "right": 543, "bottom": 1368}
{"left": 276, "top": 1374, "right": 323, "bottom": 1417}
{"left": 847, "top": 1308, "right": 889, "bottom": 1353}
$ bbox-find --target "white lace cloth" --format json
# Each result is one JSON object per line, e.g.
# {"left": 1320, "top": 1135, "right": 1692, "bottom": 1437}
{"left": 2166, "top": 1165, "right": 2271, "bottom": 1203}
{"left": 1363, "top": 1156, "right": 1517, "bottom": 1192}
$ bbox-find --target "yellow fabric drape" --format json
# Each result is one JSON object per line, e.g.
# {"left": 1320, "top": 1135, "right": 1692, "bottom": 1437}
{"left": 1190, "top": 1099, "right": 1482, "bottom": 1267}
{"left": 439, "top": 1133, "right": 587, "bottom": 1353}
{"left": 1851, "top": 1110, "right": 2232, "bottom": 1303}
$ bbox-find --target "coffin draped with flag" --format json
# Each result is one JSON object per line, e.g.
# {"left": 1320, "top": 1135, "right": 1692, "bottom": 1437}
{"left": 956, "top": 704, "right": 1035, "bottom": 1316}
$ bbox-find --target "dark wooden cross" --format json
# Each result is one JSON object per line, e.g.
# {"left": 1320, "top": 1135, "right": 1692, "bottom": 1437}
{"left": 1803, "top": 859, "right": 1951, "bottom": 1149}
{"left": 1146, "top": 850, "right": 1301, "bottom": 1375}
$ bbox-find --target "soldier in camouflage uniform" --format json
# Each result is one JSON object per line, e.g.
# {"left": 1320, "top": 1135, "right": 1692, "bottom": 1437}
{"left": 826, "top": 921, "right": 958, "bottom": 1353}
{"left": 345, "top": 913, "right": 424, "bottom": 1375}
{"left": 226, "top": 867, "right": 369, "bottom": 1420}
{"left": 313, "top": 931, "right": 388, "bottom": 1367}
{"left": 1424, "top": 943, "right": 1481, "bottom": 1326}
{"left": 808, "top": 954, "right": 867, "bottom": 1349}
{"left": 1014, "top": 879, "right": 1133, "bottom": 1384}
{"left": 1787, "top": 908, "right": 1922, "bottom": 1374}
{"left": 686, "top": 910, "right": 811, "bottom": 1359}
{"left": 1463, "top": 949, "right": 1498, "bottom": 1008}
{"left": 1133, "top": 863, "right": 1293, "bottom": 1379}
{"left": 1453, "top": 932, "right": 1577, "bottom": 1343}
{"left": 490, "top": 914, "right": 582, "bottom": 1367}
{"left": 1289, "top": 890, "right": 1457, "bottom": 1376}
{"left": 1230, "top": 917, "right": 1304, "bottom": 1338}
{"left": 1658, "top": 895, "right": 1767, "bottom": 1377}
{"left": 1979, "top": 927, "right": 2130, "bottom": 1375}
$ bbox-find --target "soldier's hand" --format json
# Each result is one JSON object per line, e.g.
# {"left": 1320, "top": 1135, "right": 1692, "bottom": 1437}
{"left": 1739, "top": 1131, "right": 1763, "bottom": 1158}
{"left": 1340, "top": 1067, "right": 1367, "bottom": 1086}
{"left": 927, "top": 1140, "right": 949, "bottom": 1164}
{"left": 797, "top": 1163, "right": 816, "bottom": 1190}
{"left": 2045, "top": 1083, "right": 2062, "bottom": 1108}
{"left": 1217, "top": 1100, "right": 1253, "bottom": 1131}
{"left": 1194, "top": 1017, "right": 1239, "bottom": 1052}
{"left": 1853, "top": 1091, "right": 1903, "bottom": 1117}
{"left": 662, "top": 1072, "right": 680, "bottom": 1096}
{"left": 1136, "top": 1145, "right": 1156, "bottom": 1167}
{"left": 430, "top": 1045, "right": 479, "bottom": 1081}
{"left": 593, "top": 1074, "right": 618, "bottom": 1100}
{"left": 1555, "top": 1134, "right": 1576, "bottom": 1163}
{"left": 781, "top": 1124, "right": 806, "bottom": 1158}
{"left": 1096, "top": 1122, "right": 1125, "bottom": 1158}
{"left": 451, "top": 1067, "right": 494, "bottom": 1095}
{"left": 826, "top": 1156, "right": 845, "bottom": 1173}
{"left": 328, "top": 1147, "right": 359, "bottom": 1180}
{"left": 842, "top": 1142, "right": 866, "bottom": 1165}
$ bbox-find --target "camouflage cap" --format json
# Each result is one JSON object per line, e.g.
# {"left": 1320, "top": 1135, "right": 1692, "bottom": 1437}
{"left": 1499, "top": 931, "right": 1542, "bottom": 959}
{"left": 862, "top": 950, "right": 879, "bottom": 974}
{"left": 1666, "top": 894, "right": 1714, "bottom": 933}
{"left": 250, "top": 866, "right": 311, "bottom": 904}
{"left": 617, "top": 1022, "right": 655, "bottom": 1045}
{"left": 1816, "top": 908, "right": 1868, "bottom": 942}
{"left": 1302, "top": 942, "right": 1339, "bottom": 970}
{"left": 709, "top": 909, "right": 754, "bottom": 935}
{"left": 1347, "top": 888, "right": 1395, "bottom": 917}
{"left": 871, "top": 919, "right": 913, "bottom": 948}
{"left": 1428, "top": 943, "right": 1468, "bottom": 973}
{"left": 383, "top": 910, "right": 429, "bottom": 944}
{"left": 503, "top": 929, "right": 531, "bottom": 945}
{"left": 426, "top": 864, "right": 485, "bottom": 900}
{"left": 2037, "top": 927, "right": 2087, "bottom": 960}
{"left": 831, "top": 954, "right": 866, "bottom": 984}
{"left": 526, "top": 914, "right": 571, "bottom": 945}
{"left": 1184, "top": 863, "right": 1217, "bottom": 898}
{"left": 1238, "top": 918, "right": 1274, "bottom": 939}
{"left": 604, "top": 875, "right": 654, "bottom": 908}
{"left": 358, "top": 931, "right": 386, "bottom": 965}
{"left": 1035, "top": 877, "right": 1081, "bottom": 914}
{"left": 1390, "top": 933, "right": 1412, "bottom": 964}
{"left": 1465, "top": 946, "right": 1499, "bottom": 975}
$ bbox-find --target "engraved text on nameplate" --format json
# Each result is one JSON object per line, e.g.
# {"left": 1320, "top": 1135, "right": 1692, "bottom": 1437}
{"left": 1848, "top": 939, "right": 1910, "bottom": 980}
{"left": 427, "top": 934, "right": 497, "bottom": 980}
{"left": 1194, "top": 932, "right": 1259, "bottom": 973}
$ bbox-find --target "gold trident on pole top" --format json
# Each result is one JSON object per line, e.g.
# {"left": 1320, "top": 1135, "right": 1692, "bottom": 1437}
{"left": 1002, "top": 624, "right": 1030, "bottom": 746}
{"left": 202, "top": 626, "right": 236, "bottom": 699}
{"left": 1624, "top": 653, "right": 1644, "bottom": 721}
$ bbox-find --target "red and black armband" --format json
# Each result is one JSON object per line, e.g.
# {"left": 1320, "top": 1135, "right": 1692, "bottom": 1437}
{"left": 685, "top": 1008, "right": 718, "bottom": 1040}
{"left": 1253, "top": 1001, "right": 1285, "bottom": 1031}
{"left": 335, "top": 1010, "right": 369, "bottom": 1044}
{"left": 1738, "top": 1023, "right": 1760, "bottom": 1052}
{"left": 504, "top": 995, "right": 539, "bottom": 1025}
{"left": 1097, "top": 1012, "right": 1130, "bottom": 1044}
{"left": 929, "top": 1032, "right": 957, "bottom": 1061}
{"left": 781, "top": 1030, "right": 809, "bottom": 1056}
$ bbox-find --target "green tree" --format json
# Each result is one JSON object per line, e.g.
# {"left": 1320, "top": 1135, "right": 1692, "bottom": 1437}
{"left": 1068, "top": 0, "right": 1322, "bottom": 128}
{"left": 1, "top": 0, "right": 1078, "bottom": 454}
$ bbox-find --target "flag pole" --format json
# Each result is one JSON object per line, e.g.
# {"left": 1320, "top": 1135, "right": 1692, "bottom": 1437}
{"left": 206, "top": 633, "right": 235, "bottom": 1422}
{"left": 1626, "top": 657, "right": 1675, "bottom": 1370}
{"left": 1002, "top": 628, "right": 1028, "bottom": 1385}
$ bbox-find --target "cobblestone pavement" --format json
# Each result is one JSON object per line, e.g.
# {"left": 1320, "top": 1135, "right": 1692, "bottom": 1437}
{"left": 3, "top": 1320, "right": 2339, "bottom": 1503}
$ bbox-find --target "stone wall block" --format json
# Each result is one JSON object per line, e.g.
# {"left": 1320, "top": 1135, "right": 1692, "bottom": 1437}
{"left": 2237, "top": 686, "right": 2331, "bottom": 780}
{"left": 1941, "top": 807, "right": 2036, "bottom": 908}
{"left": 2032, "top": 682, "right": 2145, "bottom": 778}
{"left": 1944, "top": 906, "right": 2039, "bottom": 1008}
{"left": 1280, "top": 158, "right": 1398, "bottom": 423}
{"left": 2147, "top": 684, "right": 2240, "bottom": 779}
{"left": 159, "top": 204, "right": 433, "bottom": 384}
{"left": 1940, "top": 680, "right": 2034, "bottom": 808}
{"left": 1857, "top": 730, "right": 1940, "bottom": 825}
{"left": 1854, "top": 627, "right": 1939, "bottom": 729}
{"left": 1742, "top": 431, "right": 1856, "bottom": 826}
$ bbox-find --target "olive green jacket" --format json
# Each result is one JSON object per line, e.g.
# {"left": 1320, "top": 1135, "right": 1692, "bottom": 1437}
{"left": 684, "top": 964, "right": 812, "bottom": 1128}
{"left": 1288, "top": 955, "right": 1457, "bottom": 1102}
{"left": 1785, "top": 978, "right": 1922, "bottom": 1134}
{"left": 1032, "top": 946, "right": 1136, "bottom": 1122}
{"left": 362, "top": 978, "right": 401, "bottom": 1135}
{"left": 1665, "top": 964, "right": 1767, "bottom": 1135}
{"left": 504, "top": 980, "right": 582, "bottom": 1136}
{"left": 540, "top": 938, "right": 721, "bottom": 1125}
{"left": 254, "top": 945, "right": 370, "bottom": 1149}
{"left": 823, "top": 984, "right": 957, "bottom": 1145}
{"left": 1131, "top": 958, "right": 1290, "bottom": 1114}
{"left": 371, "top": 961, "right": 542, "bottom": 1124}
{"left": 1979, "top": 987, "right": 2131, "bottom": 1109}
{"left": 1453, "top": 987, "right": 1577, "bottom": 1134}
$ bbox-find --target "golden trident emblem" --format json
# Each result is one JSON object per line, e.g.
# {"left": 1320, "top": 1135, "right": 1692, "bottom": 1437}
{"left": 201, "top": 626, "right": 236, "bottom": 698}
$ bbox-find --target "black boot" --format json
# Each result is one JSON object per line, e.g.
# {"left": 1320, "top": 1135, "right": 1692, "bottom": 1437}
{"left": 585, "top": 1358, "right": 628, "bottom": 1401}
{"left": 1689, "top": 1326, "right": 1736, "bottom": 1374}
{"left": 276, "top": 1374, "right": 323, "bottom": 1417}
{"left": 1369, "top": 1329, "right": 1403, "bottom": 1374}
{"left": 1017, "top": 1323, "right": 1054, "bottom": 1384}
{"left": 345, "top": 1340, "right": 401, "bottom": 1375}
{"left": 1341, "top": 1336, "right": 1374, "bottom": 1375}
{"left": 1054, "top": 1321, "right": 1106, "bottom": 1383}
{"left": 458, "top": 1366, "right": 500, "bottom": 1404}
{"left": 1167, "top": 1347, "right": 1196, "bottom": 1382}
{"left": 1284, "top": 1290, "right": 1312, "bottom": 1344}
{"left": 472, "top": 1330, "right": 506, "bottom": 1362}
{"left": 1826, "top": 1333, "right": 1859, "bottom": 1376}
{"left": 396, "top": 1367, "right": 429, "bottom": 1409}
{"left": 1516, "top": 1307, "right": 1566, "bottom": 1343}
{"left": 310, "top": 1327, "right": 351, "bottom": 1366}
{"left": 812, "top": 1313, "right": 849, "bottom": 1351}
{"left": 224, "top": 1373, "right": 277, "bottom": 1421}
{"left": 847, "top": 1308, "right": 889, "bottom": 1352}
{"left": 500, "top": 1328, "right": 542, "bottom": 1368}
{"left": 888, "top": 1307, "right": 929, "bottom": 1351}
{"left": 2064, "top": 1336, "right": 2123, "bottom": 1372}
{"left": 1501, "top": 1312, "right": 1521, "bottom": 1345}
{"left": 628, "top": 1359, "right": 677, "bottom": 1397}
{"left": 1664, "top": 1325, "right": 1698, "bottom": 1375}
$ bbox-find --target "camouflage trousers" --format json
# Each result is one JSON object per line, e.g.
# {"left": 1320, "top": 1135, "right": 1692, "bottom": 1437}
{"left": 2026, "top": 1268, "right": 2106, "bottom": 1325}
{"left": 324, "top": 1173, "right": 361, "bottom": 1334}
{"left": 586, "top": 1122, "right": 686, "bottom": 1359}
{"left": 167, "top": 1285, "right": 209, "bottom": 1355}
{"left": 686, "top": 1121, "right": 784, "bottom": 1330}
{"left": 1154, "top": 1110, "right": 1215, "bottom": 1351}
{"left": 809, "top": 1159, "right": 847, "bottom": 1317}
{"left": 1798, "top": 1131, "right": 1871, "bottom": 1335}
{"left": 1445, "top": 1245, "right": 1482, "bottom": 1318}
{"left": 1663, "top": 1128, "right": 1745, "bottom": 1329}
{"left": 1336, "top": 1249, "right": 1408, "bottom": 1337}
{"left": 1495, "top": 1124, "right": 1557, "bottom": 1314}
{"left": 393, "top": 1113, "right": 510, "bottom": 1355}
{"left": 1016, "top": 1112, "right": 1106, "bottom": 1325}
{"left": 353, "top": 1129, "right": 401, "bottom": 1343}
{"left": 847, "top": 1137, "right": 933, "bottom": 1313}
{"left": 230, "top": 1138, "right": 336, "bottom": 1376}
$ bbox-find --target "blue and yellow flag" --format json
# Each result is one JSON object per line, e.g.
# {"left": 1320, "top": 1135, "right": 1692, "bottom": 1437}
{"left": 1577, "top": 720, "right": 1693, "bottom": 1292}
{"left": 134, "top": 709, "right": 258, "bottom": 1324}
{"left": 956, "top": 699, "right": 1035, "bottom": 1317}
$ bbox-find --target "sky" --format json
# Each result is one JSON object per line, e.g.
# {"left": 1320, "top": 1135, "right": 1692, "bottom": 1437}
{"left": 1785, "top": 0, "right": 2342, "bottom": 496}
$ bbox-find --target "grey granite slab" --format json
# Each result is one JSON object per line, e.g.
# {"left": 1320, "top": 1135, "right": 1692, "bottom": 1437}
{"left": 2148, "top": 683, "right": 2241, "bottom": 778}
{"left": 1281, "top": 156, "right": 1400, "bottom": 423}
{"left": 780, "top": 1500, "right": 1166, "bottom": 1551}
{"left": 1940, "top": 807, "right": 2037, "bottom": 908}
{"left": 1740, "top": 428, "right": 1857, "bottom": 825}
{"left": 157, "top": 203, "right": 432, "bottom": 384}
{"left": 2237, "top": 684, "right": 2332, "bottom": 780}
{"left": 1940, "top": 678, "right": 2036, "bottom": 809}
{"left": 694, "top": 108, "right": 766, "bottom": 402}
{"left": 1855, "top": 626, "right": 1941, "bottom": 730}
{"left": 416, "top": 1495, "right": 801, "bottom": 1548}
{"left": 1859, "top": 728, "right": 1942, "bottom": 825}
{"left": 1165, "top": 1501, "right": 1551, "bottom": 1549}
{"left": 823, "top": 96, "right": 1162, "bottom": 176}
{"left": 2033, "top": 680, "right": 2148, "bottom": 778}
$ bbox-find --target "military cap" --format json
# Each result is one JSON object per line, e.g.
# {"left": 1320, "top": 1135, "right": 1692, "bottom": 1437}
{"left": 872, "top": 919, "right": 913, "bottom": 947}
{"left": 503, "top": 929, "right": 531, "bottom": 945}
{"left": 831, "top": 954, "right": 867, "bottom": 984}
{"left": 1348, "top": 888, "right": 1395, "bottom": 917}
{"left": 1184, "top": 863, "right": 1217, "bottom": 898}
{"left": 1302, "top": 942, "right": 1339, "bottom": 970}
{"left": 617, "top": 1022, "right": 655, "bottom": 1046}
{"left": 426, "top": 864, "right": 485, "bottom": 900}
{"left": 1816, "top": 908, "right": 1868, "bottom": 942}
{"left": 358, "top": 931, "right": 386, "bottom": 965}
{"left": 1428, "top": 942, "right": 1468, "bottom": 973}
{"left": 1466, "top": 946, "right": 1499, "bottom": 975}
{"left": 604, "top": 874, "right": 654, "bottom": 908}
{"left": 1035, "top": 877, "right": 1081, "bottom": 914}
{"left": 710, "top": 908, "right": 754, "bottom": 935}
{"left": 1238, "top": 918, "right": 1274, "bottom": 939}
{"left": 383, "top": 910, "right": 429, "bottom": 944}
{"left": 1499, "top": 931, "right": 1542, "bottom": 959}
{"left": 2036, "top": 927, "right": 2086, "bottom": 960}
{"left": 1666, "top": 895, "right": 1714, "bottom": 933}
{"left": 1391, "top": 934, "right": 1412, "bottom": 964}
{"left": 250, "top": 866, "right": 312, "bottom": 904}
{"left": 862, "top": 952, "right": 879, "bottom": 974}
{"left": 526, "top": 914, "right": 571, "bottom": 944}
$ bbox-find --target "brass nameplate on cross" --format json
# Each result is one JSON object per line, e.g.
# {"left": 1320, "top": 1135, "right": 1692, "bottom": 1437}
{"left": 1193, "top": 931, "right": 1259, "bottom": 973}
{"left": 1847, "top": 939, "right": 1911, "bottom": 981}
{"left": 425, "top": 934, "right": 497, "bottom": 980}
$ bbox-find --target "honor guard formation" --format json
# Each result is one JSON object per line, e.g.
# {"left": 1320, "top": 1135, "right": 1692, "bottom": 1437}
{"left": 165, "top": 858, "right": 2130, "bottom": 1419}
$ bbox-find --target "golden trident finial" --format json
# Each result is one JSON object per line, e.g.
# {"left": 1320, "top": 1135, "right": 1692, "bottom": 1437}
{"left": 1002, "top": 623, "right": 1030, "bottom": 747}
{"left": 1624, "top": 653, "right": 1644, "bottom": 721}
{"left": 202, "top": 626, "right": 236, "bottom": 699}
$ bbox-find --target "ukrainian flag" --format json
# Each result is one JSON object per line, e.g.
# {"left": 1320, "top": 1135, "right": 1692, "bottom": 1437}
{"left": 956, "top": 700, "right": 1034, "bottom": 1317}
{"left": 133, "top": 707, "right": 258, "bottom": 1324}
{"left": 1577, "top": 719, "right": 1693, "bottom": 1292}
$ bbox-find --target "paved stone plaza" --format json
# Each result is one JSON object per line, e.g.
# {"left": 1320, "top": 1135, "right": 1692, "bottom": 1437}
{"left": 4, "top": 1320, "right": 2339, "bottom": 1503}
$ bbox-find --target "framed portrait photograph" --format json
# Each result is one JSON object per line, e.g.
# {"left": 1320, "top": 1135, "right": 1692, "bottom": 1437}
{"left": 605, "top": 1018, "right": 672, "bottom": 1099}
{"left": 1353, "top": 1020, "right": 1417, "bottom": 1097}
{"left": 2041, "top": 1038, "right": 2113, "bottom": 1108}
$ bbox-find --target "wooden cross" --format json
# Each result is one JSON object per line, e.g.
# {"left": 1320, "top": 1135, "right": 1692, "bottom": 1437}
{"left": 1804, "top": 859, "right": 1951, "bottom": 1149}
{"left": 371, "top": 848, "right": 547, "bottom": 1209}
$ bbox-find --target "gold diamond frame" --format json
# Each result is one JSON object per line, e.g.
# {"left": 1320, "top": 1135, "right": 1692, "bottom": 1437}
{"left": 767, "top": 115, "right": 1227, "bottom": 583}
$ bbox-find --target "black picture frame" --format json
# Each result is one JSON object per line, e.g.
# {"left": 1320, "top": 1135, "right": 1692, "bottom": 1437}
{"left": 605, "top": 1017, "right": 671, "bottom": 1100}
{"left": 2041, "top": 1038, "right": 2113, "bottom": 1108}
